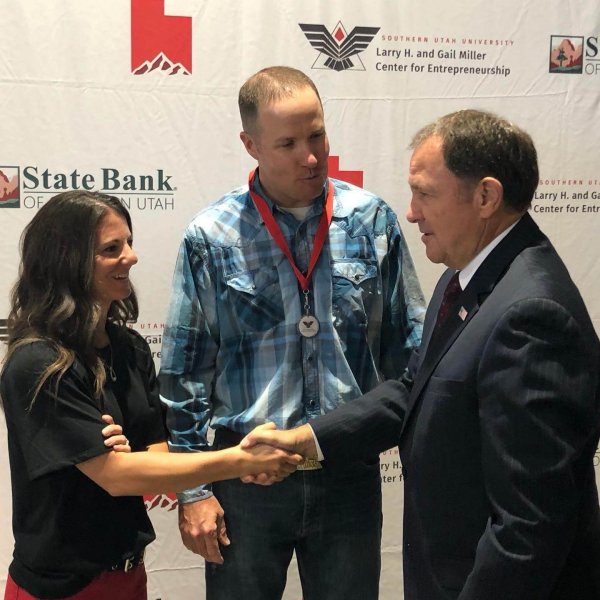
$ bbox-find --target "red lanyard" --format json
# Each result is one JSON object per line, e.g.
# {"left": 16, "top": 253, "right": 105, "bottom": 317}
{"left": 248, "top": 169, "right": 334, "bottom": 291}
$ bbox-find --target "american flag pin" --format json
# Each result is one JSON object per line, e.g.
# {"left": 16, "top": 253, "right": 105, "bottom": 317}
{"left": 458, "top": 307, "right": 468, "bottom": 321}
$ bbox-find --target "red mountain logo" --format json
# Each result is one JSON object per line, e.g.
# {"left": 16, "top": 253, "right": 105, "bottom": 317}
{"left": 300, "top": 21, "right": 380, "bottom": 72}
{"left": 131, "top": 0, "right": 192, "bottom": 75}
{"left": 133, "top": 51, "right": 190, "bottom": 75}
{"left": 0, "top": 167, "right": 20, "bottom": 208}
{"left": 549, "top": 35, "right": 583, "bottom": 74}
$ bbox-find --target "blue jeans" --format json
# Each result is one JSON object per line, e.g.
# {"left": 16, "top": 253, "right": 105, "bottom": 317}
{"left": 206, "top": 455, "right": 382, "bottom": 600}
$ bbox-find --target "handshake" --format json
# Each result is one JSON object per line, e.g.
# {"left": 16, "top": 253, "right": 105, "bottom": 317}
{"left": 238, "top": 422, "right": 319, "bottom": 485}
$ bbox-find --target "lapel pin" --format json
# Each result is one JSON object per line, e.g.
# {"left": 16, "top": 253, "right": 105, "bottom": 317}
{"left": 458, "top": 307, "right": 468, "bottom": 321}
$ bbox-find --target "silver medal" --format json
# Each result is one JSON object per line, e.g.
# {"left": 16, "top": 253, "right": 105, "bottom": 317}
{"left": 298, "top": 315, "right": 320, "bottom": 338}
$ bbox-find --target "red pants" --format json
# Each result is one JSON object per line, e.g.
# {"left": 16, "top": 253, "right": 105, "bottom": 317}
{"left": 3, "top": 566, "right": 147, "bottom": 600}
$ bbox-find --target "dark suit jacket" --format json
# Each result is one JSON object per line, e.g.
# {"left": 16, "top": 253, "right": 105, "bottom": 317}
{"left": 312, "top": 214, "right": 600, "bottom": 599}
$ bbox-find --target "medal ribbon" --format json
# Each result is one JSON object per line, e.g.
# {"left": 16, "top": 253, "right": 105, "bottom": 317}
{"left": 248, "top": 169, "right": 334, "bottom": 292}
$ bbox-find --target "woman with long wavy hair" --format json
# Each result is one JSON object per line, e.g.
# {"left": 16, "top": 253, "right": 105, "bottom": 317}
{"left": 0, "top": 191, "right": 300, "bottom": 600}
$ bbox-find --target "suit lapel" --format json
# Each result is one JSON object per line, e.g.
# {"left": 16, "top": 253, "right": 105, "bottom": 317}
{"left": 416, "top": 269, "right": 452, "bottom": 363}
{"left": 400, "top": 214, "right": 546, "bottom": 438}
{"left": 408, "top": 280, "right": 479, "bottom": 419}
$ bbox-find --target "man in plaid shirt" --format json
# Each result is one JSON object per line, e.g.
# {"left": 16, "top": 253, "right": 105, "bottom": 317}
{"left": 159, "top": 66, "right": 424, "bottom": 600}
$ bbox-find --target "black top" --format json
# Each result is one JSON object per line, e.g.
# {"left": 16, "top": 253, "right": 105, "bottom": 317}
{"left": 1, "top": 324, "right": 166, "bottom": 599}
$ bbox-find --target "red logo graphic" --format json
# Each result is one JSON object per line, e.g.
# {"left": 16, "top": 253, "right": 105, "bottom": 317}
{"left": 328, "top": 156, "right": 363, "bottom": 188}
{"left": 131, "top": 0, "right": 192, "bottom": 75}
{"left": 144, "top": 492, "right": 178, "bottom": 511}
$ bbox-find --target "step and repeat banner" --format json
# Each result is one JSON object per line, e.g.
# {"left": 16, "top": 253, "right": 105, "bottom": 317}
{"left": 0, "top": 1, "right": 598, "bottom": 598}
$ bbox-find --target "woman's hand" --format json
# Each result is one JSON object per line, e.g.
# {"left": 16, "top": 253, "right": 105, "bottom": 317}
{"left": 237, "top": 423, "right": 304, "bottom": 485}
{"left": 101, "top": 414, "right": 131, "bottom": 453}
{"left": 244, "top": 444, "right": 302, "bottom": 483}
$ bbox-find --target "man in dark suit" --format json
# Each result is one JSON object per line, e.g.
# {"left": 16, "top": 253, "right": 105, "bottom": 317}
{"left": 244, "top": 109, "right": 600, "bottom": 599}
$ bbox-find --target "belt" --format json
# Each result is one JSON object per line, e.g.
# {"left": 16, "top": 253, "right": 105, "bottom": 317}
{"left": 111, "top": 549, "right": 145, "bottom": 572}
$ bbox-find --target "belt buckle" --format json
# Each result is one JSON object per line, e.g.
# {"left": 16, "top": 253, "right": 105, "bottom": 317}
{"left": 120, "top": 548, "right": 144, "bottom": 572}
{"left": 297, "top": 458, "right": 322, "bottom": 471}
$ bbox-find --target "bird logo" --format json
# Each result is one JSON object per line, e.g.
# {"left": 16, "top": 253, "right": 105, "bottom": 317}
{"left": 299, "top": 21, "right": 380, "bottom": 72}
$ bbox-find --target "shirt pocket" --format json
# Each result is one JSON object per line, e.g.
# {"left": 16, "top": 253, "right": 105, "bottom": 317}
{"left": 331, "top": 259, "right": 379, "bottom": 325}
{"left": 223, "top": 267, "right": 284, "bottom": 332}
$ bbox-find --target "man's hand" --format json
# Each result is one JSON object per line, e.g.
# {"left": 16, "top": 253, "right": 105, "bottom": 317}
{"left": 240, "top": 423, "right": 318, "bottom": 484}
{"left": 101, "top": 414, "right": 131, "bottom": 453}
{"left": 241, "top": 422, "right": 318, "bottom": 458}
{"left": 238, "top": 436, "right": 302, "bottom": 482}
{"left": 178, "top": 497, "right": 229, "bottom": 563}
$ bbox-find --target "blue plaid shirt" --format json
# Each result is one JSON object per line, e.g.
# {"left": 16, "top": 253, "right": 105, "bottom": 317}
{"left": 159, "top": 177, "right": 425, "bottom": 502}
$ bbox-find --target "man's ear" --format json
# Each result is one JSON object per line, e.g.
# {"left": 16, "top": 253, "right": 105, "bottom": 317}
{"left": 240, "top": 131, "right": 259, "bottom": 160}
{"left": 477, "top": 177, "right": 504, "bottom": 218}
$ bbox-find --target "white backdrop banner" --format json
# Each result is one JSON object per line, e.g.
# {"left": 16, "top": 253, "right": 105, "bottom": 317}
{"left": 1, "top": 1, "right": 599, "bottom": 599}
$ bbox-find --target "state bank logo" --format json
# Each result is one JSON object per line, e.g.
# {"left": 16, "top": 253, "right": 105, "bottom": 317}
{"left": 4, "top": 165, "right": 176, "bottom": 213}
{"left": 549, "top": 36, "right": 583, "bottom": 74}
{"left": 131, "top": 0, "right": 192, "bottom": 75}
{"left": 0, "top": 167, "right": 20, "bottom": 208}
{"left": 299, "top": 21, "right": 380, "bottom": 72}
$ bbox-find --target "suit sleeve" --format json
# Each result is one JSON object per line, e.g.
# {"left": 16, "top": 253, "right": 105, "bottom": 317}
{"left": 459, "top": 297, "right": 600, "bottom": 599}
{"left": 312, "top": 373, "right": 412, "bottom": 466}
